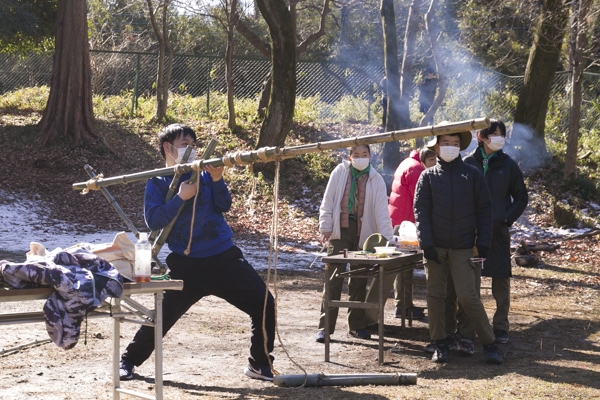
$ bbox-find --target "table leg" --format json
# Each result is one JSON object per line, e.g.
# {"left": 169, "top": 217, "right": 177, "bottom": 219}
{"left": 324, "top": 264, "right": 330, "bottom": 362}
{"left": 155, "top": 291, "right": 163, "bottom": 400}
{"left": 113, "top": 298, "right": 121, "bottom": 400}
{"left": 378, "top": 265, "right": 384, "bottom": 364}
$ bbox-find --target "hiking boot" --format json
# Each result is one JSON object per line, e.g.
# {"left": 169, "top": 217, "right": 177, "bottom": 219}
{"left": 349, "top": 329, "right": 371, "bottom": 340}
{"left": 456, "top": 338, "right": 475, "bottom": 356}
{"left": 494, "top": 329, "right": 509, "bottom": 344}
{"left": 244, "top": 364, "right": 274, "bottom": 381}
{"left": 483, "top": 343, "right": 504, "bottom": 364}
{"left": 119, "top": 359, "right": 134, "bottom": 381}
{"left": 315, "top": 329, "right": 327, "bottom": 343}
{"left": 432, "top": 343, "right": 449, "bottom": 363}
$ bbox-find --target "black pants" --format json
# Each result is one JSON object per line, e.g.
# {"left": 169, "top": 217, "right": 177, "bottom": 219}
{"left": 122, "top": 245, "right": 275, "bottom": 367}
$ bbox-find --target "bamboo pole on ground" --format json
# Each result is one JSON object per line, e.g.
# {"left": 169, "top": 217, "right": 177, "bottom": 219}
{"left": 272, "top": 373, "right": 418, "bottom": 387}
{"left": 73, "top": 118, "right": 488, "bottom": 192}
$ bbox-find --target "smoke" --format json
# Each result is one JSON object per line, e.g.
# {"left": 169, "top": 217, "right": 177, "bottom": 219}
{"left": 504, "top": 123, "right": 550, "bottom": 171}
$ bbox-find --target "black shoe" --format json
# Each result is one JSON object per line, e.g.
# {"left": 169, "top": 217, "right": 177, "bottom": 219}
{"left": 483, "top": 343, "right": 504, "bottom": 364}
{"left": 431, "top": 343, "right": 449, "bottom": 363}
{"left": 494, "top": 329, "right": 509, "bottom": 344}
{"left": 244, "top": 363, "right": 274, "bottom": 381}
{"left": 349, "top": 329, "right": 371, "bottom": 340}
{"left": 119, "top": 359, "right": 134, "bottom": 380}
{"left": 315, "top": 329, "right": 327, "bottom": 343}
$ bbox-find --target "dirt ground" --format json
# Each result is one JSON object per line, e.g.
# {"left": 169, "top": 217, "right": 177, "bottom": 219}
{"left": 1, "top": 249, "right": 600, "bottom": 400}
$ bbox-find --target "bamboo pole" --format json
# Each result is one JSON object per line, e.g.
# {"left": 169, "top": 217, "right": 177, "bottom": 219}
{"left": 73, "top": 118, "right": 489, "bottom": 192}
{"left": 272, "top": 373, "right": 418, "bottom": 387}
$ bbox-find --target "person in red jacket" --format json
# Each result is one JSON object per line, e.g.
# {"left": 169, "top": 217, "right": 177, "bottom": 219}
{"left": 388, "top": 147, "right": 436, "bottom": 319}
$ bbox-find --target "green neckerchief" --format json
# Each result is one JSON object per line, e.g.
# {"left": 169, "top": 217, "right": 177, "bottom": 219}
{"left": 480, "top": 146, "right": 497, "bottom": 176}
{"left": 348, "top": 164, "right": 371, "bottom": 213}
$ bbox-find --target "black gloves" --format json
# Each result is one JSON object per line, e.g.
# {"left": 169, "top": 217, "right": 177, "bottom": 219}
{"left": 476, "top": 246, "right": 489, "bottom": 259}
{"left": 423, "top": 246, "right": 440, "bottom": 264}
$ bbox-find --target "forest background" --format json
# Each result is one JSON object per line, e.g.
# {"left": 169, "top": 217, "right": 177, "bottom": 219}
{"left": 1, "top": 1, "right": 600, "bottom": 399}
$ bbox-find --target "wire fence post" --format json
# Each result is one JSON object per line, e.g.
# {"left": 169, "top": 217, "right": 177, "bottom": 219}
{"left": 130, "top": 53, "right": 141, "bottom": 119}
{"left": 206, "top": 58, "right": 212, "bottom": 114}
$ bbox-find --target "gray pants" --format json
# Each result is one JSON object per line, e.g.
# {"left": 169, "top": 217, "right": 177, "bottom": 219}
{"left": 424, "top": 247, "right": 495, "bottom": 345}
{"left": 317, "top": 219, "right": 368, "bottom": 333}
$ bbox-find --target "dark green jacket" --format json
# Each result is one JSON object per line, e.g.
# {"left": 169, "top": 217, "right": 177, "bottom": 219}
{"left": 464, "top": 147, "right": 528, "bottom": 276}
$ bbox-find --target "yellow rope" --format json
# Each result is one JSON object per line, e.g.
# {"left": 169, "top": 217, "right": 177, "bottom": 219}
{"left": 81, "top": 173, "right": 103, "bottom": 195}
{"left": 262, "top": 159, "right": 309, "bottom": 386}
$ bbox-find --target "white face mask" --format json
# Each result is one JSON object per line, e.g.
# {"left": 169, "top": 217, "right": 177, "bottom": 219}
{"left": 169, "top": 144, "right": 196, "bottom": 164}
{"left": 351, "top": 157, "right": 370, "bottom": 171}
{"left": 487, "top": 136, "right": 505, "bottom": 152}
{"left": 438, "top": 146, "right": 460, "bottom": 162}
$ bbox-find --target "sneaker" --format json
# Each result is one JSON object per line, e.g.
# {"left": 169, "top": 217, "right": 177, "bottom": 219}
{"left": 315, "top": 329, "right": 327, "bottom": 343}
{"left": 446, "top": 333, "right": 458, "bottom": 351}
{"left": 494, "top": 329, "right": 509, "bottom": 344}
{"left": 456, "top": 338, "right": 475, "bottom": 356}
{"left": 349, "top": 329, "right": 371, "bottom": 340}
{"left": 432, "top": 343, "right": 449, "bottom": 363}
{"left": 244, "top": 364, "right": 274, "bottom": 381}
{"left": 483, "top": 343, "right": 504, "bottom": 364}
{"left": 423, "top": 340, "right": 437, "bottom": 353}
{"left": 119, "top": 359, "right": 134, "bottom": 381}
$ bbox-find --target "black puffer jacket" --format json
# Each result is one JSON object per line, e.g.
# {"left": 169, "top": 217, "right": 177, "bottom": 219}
{"left": 464, "top": 147, "right": 528, "bottom": 277}
{"left": 414, "top": 156, "right": 492, "bottom": 250}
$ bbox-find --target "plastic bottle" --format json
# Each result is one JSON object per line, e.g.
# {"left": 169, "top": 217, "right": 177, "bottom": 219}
{"left": 134, "top": 232, "right": 152, "bottom": 283}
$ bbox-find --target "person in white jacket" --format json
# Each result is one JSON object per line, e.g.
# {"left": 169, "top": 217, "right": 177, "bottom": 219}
{"left": 315, "top": 144, "right": 394, "bottom": 343}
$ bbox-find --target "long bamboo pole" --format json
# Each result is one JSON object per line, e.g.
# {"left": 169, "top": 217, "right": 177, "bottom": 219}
{"left": 73, "top": 118, "right": 489, "bottom": 192}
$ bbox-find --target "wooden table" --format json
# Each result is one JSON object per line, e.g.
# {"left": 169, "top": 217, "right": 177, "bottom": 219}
{"left": 321, "top": 251, "right": 422, "bottom": 364}
{"left": 0, "top": 280, "right": 183, "bottom": 400}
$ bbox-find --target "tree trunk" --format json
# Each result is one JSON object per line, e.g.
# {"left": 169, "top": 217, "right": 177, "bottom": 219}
{"left": 254, "top": 0, "right": 296, "bottom": 152}
{"left": 38, "top": 0, "right": 108, "bottom": 150}
{"left": 420, "top": 0, "right": 447, "bottom": 127}
{"left": 380, "top": 0, "right": 404, "bottom": 175}
{"left": 147, "top": 0, "right": 173, "bottom": 122}
{"left": 513, "top": 0, "right": 569, "bottom": 145}
{"left": 564, "top": 0, "right": 591, "bottom": 180}
{"left": 257, "top": 71, "right": 272, "bottom": 119}
{"left": 226, "top": 0, "right": 238, "bottom": 130}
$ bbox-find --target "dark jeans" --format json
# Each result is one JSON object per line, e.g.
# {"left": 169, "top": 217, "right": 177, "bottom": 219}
{"left": 122, "top": 245, "right": 275, "bottom": 367}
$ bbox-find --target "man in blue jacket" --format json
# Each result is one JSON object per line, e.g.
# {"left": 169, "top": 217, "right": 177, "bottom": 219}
{"left": 414, "top": 130, "right": 503, "bottom": 364}
{"left": 119, "top": 124, "right": 276, "bottom": 381}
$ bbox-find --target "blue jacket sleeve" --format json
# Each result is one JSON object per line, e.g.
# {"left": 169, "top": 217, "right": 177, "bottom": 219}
{"left": 144, "top": 178, "right": 185, "bottom": 231}
{"left": 205, "top": 172, "right": 232, "bottom": 213}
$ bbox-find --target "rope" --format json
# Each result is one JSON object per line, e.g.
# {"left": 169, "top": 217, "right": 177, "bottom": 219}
{"left": 81, "top": 173, "right": 103, "bottom": 194}
{"left": 262, "top": 159, "right": 309, "bottom": 387}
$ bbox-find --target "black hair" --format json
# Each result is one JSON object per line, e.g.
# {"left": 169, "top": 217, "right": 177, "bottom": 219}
{"left": 348, "top": 144, "right": 371, "bottom": 154}
{"left": 157, "top": 123, "right": 197, "bottom": 159}
{"left": 419, "top": 146, "right": 436, "bottom": 163}
{"left": 478, "top": 119, "right": 506, "bottom": 145}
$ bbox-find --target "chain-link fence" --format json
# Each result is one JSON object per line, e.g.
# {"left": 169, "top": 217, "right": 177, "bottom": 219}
{"left": 1, "top": 50, "right": 599, "bottom": 133}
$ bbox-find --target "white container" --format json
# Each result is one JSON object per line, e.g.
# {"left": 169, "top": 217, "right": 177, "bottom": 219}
{"left": 373, "top": 246, "right": 396, "bottom": 256}
{"left": 134, "top": 232, "right": 152, "bottom": 283}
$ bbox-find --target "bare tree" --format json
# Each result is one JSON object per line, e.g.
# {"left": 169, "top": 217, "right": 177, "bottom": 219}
{"left": 234, "top": 0, "right": 330, "bottom": 121}
{"left": 38, "top": 0, "right": 110, "bottom": 150}
{"left": 419, "top": 0, "right": 447, "bottom": 127}
{"left": 253, "top": 0, "right": 297, "bottom": 152}
{"left": 513, "top": 0, "right": 569, "bottom": 144}
{"left": 146, "top": 0, "right": 175, "bottom": 122}
{"left": 225, "top": 0, "right": 239, "bottom": 130}
{"left": 380, "top": 0, "right": 404, "bottom": 173}
{"left": 564, "top": 0, "right": 593, "bottom": 180}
